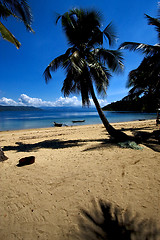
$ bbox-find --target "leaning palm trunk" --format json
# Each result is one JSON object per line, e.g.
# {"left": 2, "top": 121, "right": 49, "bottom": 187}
{"left": 89, "top": 82, "right": 129, "bottom": 141}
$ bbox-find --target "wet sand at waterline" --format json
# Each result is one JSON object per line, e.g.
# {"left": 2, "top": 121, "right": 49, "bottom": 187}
{"left": 0, "top": 119, "right": 160, "bottom": 239}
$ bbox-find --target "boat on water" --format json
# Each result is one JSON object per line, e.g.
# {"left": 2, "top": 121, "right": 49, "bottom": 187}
{"left": 53, "top": 122, "right": 63, "bottom": 127}
{"left": 72, "top": 120, "right": 85, "bottom": 123}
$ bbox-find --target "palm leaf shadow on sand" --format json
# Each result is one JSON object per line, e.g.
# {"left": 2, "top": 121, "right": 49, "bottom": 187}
{"left": 83, "top": 139, "right": 117, "bottom": 152}
{"left": 131, "top": 130, "right": 160, "bottom": 152}
{"left": 2, "top": 139, "right": 86, "bottom": 152}
{"left": 75, "top": 200, "right": 159, "bottom": 240}
{"left": 2, "top": 138, "right": 116, "bottom": 152}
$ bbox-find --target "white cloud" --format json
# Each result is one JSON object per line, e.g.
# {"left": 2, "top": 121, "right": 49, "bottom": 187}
{"left": 0, "top": 94, "right": 108, "bottom": 107}
{"left": 18, "top": 94, "right": 82, "bottom": 107}
{"left": 18, "top": 94, "right": 54, "bottom": 107}
{"left": 54, "top": 96, "right": 82, "bottom": 107}
{"left": 89, "top": 98, "right": 108, "bottom": 107}
{"left": 0, "top": 97, "right": 18, "bottom": 106}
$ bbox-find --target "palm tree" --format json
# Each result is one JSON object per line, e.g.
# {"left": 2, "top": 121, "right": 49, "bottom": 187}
{"left": 0, "top": 0, "right": 33, "bottom": 48}
{"left": 119, "top": 10, "right": 160, "bottom": 111}
{"left": 44, "top": 8, "right": 129, "bottom": 141}
{"left": 126, "top": 53, "right": 160, "bottom": 112}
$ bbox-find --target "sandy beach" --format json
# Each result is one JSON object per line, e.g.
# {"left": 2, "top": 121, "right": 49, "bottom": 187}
{"left": 0, "top": 119, "right": 160, "bottom": 240}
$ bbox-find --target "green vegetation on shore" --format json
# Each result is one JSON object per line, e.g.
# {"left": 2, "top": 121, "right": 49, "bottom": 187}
{"left": 102, "top": 96, "right": 157, "bottom": 113}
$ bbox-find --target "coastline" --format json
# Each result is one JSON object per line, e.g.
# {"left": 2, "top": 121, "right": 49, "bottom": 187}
{"left": 0, "top": 119, "right": 160, "bottom": 239}
{"left": 0, "top": 118, "right": 157, "bottom": 133}
{"left": 0, "top": 108, "right": 156, "bottom": 131}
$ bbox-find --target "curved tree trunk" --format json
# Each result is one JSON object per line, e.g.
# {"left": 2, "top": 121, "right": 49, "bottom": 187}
{"left": 89, "top": 83, "right": 130, "bottom": 142}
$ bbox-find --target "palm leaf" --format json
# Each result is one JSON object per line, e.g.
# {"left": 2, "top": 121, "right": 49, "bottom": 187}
{"left": 94, "top": 48, "right": 124, "bottom": 73}
{"left": 0, "top": 2, "right": 12, "bottom": 18}
{"left": 103, "top": 22, "right": 117, "bottom": 46}
{"left": 43, "top": 55, "right": 66, "bottom": 83}
{"left": 1, "top": 0, "right": 33, "bottom": 31}
{"left": 55, "top": 13, "right": 61, "bottom": 24}
{"left": 0, "top": 21, "right": 21, "bottom": 48}
{"left": 90, "top": 65, "right": 110, "bottom": 96}
{"left": 61, "top": 70, "right": 75, "bottom": 96}
{"left": 119, "top": 42, "right": 160, "bottom": 56}
{"left": 145, "top": 14, "right": 160, "bottom": 41}
{"left": 43, "top": 48, "right": 75, "bottom": 82}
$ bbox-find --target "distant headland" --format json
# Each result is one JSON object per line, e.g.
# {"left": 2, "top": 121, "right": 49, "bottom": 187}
{"left": 0, "top": 106, "right": 42, "bottom": 112}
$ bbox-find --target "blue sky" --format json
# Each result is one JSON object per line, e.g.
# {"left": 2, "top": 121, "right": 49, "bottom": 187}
{"left": 0, "top": 0, "right": 158, "bottom": 107}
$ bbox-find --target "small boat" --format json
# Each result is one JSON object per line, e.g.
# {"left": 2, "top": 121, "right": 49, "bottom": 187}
{"left": 53, "top": 122, "right": 63, "bottom": 127}
{"left": 72, "top": 120, "right": 85, "bottom": 123}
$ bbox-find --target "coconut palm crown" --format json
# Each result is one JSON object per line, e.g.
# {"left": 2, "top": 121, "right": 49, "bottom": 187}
{"left": 0, "top": 0, "right": 33, "bottom": 48}
{"left": 44, "top": 8, "right": 123, "bottom": 106}
{"left": 44, "top": 8, "right": 129, "bottom": 141}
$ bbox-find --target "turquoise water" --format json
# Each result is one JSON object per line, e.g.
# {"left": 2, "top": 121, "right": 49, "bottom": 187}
{"left": 0, "top": 107, "right": 156, "bottom": 131}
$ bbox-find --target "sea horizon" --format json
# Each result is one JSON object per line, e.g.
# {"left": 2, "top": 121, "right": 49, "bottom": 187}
{"left": 0, "top": 106, "right": 156, "bottom": 131}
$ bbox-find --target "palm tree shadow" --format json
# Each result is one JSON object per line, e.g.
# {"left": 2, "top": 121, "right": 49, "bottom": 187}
{"left": 83, "top": 139, "right": 118, "bottom": 152}
{"left": 2, "top": 139, "right": 86, "bottom": 152}
{"left": 131, "top": 130, "right": 160, "bottom": 152}
{"left": 2, "top": 138, "right": 116, "bottom": 153}
{"left": 2, "top": 137, "right": 120, "bottom": 153}
{"left": 108, "top": 126, "right": 160, "bottom": 152}
{"left": 75, "top": 200, "right": 160, "bottom": 240}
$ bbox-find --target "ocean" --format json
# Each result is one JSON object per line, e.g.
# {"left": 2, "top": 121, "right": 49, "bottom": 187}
{"left": 0, "top": 107, "right": 156, "bottom": 131}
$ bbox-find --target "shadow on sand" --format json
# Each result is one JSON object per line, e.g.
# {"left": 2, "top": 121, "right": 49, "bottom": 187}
{"left": 2, "top": 138, "right": 117, "bottom": 153}
{"left": 2, "top": 133, "right": 160, "bottom": 153}
{"left": 75, "top": 199, "right": 160, "bottom": 240}
{"left": 2, "top": 123, "right": 160, "bottom": 153}
{"left": 2, "top": 139, "right": 86, "bottom": 152}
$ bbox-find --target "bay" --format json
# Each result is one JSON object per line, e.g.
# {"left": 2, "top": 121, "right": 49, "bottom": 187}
{"left": 0, "top": 107, "right": 156, "bottom": 131}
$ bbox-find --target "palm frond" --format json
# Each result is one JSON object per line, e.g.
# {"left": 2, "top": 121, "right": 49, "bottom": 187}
{"left": 1, "top": 0, "right": 33, "bottom": 31}
{"left": 94, "top": 48, "right": 124, "bottom": 73}
{"left": 90, "top": 65, "right": 110, "bottom": 96}
{"left": 145, "top": 14, "right": 160, "bottom": 41}
{"left": 61, "top": 70, "right": 75, "bottom": 96}
{"left": 119, "top": 42, "right": 160, "bottom": 56}
{"left": 55, "top": 13, "right": 62, "bottom": 24}
{"left": 103, "top": 22, "right": 117, "bottom": 46}
{"left": 43, "top": 48, "right": 75, "bottom": 82}
{"left": 0, "top": 21, "right": 21, "bottom": 48}
{"left": 0, "top": 3, "right": 12, "bottom": 18}
{"left": 43, "top": 55, "right": 66, "bottom": 83}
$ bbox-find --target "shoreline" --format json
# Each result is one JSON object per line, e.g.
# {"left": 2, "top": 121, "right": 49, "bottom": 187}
{"left": 0, "top": 118, "right": 156, "bottom": 133}
{"left": 0, "top": 119, "right": 160, "bottom": 240}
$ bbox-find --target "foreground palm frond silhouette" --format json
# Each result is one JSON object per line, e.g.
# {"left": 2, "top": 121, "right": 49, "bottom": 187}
{"left": 76, "top": 200, "right": 159, "bottom": 240}
{"left": 0, "top": 0, "right": 33, "bottom": 48}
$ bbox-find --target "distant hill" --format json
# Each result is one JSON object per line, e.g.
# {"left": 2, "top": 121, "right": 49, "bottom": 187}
{"left": 0, "top": 105, "right": 42, "bottom": 112}
{"left": 102, "top": 96, "right": 157, "bottom": 113}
